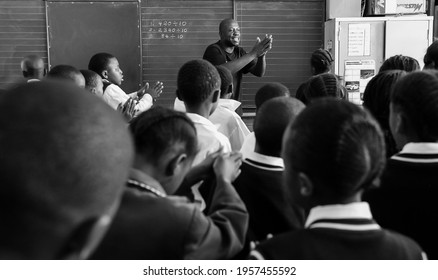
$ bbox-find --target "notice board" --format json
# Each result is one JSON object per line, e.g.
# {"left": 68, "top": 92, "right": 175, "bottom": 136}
{"left": 46, "top": 1, "right": 142, "bottom": 93}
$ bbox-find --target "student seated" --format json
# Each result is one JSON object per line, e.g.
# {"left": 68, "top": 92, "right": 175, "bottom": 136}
{"left": 365, "top": 70, "right": 438, "bottom": 259}
{"left": 80, "top": 69, "right": 104, "bottom": 97}
{"left": 295, "top": 48, "right": 333, "bottom": 100}
{"left": 81, "top": 69, "right": 136, "bottom": 121}
{"left": 362, "top": 70, "right": 406, "bottom": 157}
{"left": 20, "top": 54, "right": 46, "bottom": 82}
{"left": 176, "top": 59, "right": 232, "bottom": 165}
{"left": 209, "top": 66, "right": 250, "bottom": 151}
{"left": 91, "top": 106, "right": 248, "bottom": 259}
{"left": 0, "top": 81, "right": 133, "bottom": 259}
{"left": 423, "top": 41, "right": 438, "bottom": 70}
{"left": 296, "top": 73, "right": 346, "bottom": 105}
{"left": 234, "top": 97, "right": 305, "bottom": 245}
{"left": 88, "top": 52, "right": 163, "bottom": 115}
{"left": 46, "top": 65, "right": 85, "bottom": 88}
{"left": 251, "top": 98, "right": 425, "bottom": 260}
{"left": 174, "top": 66, "right": 249, "bottom": 150}
{"left": 240, "top": 82, "right": 290, "bottom": 158}
{"left": 379, "top": 55, "right": 419, "bottom": 73}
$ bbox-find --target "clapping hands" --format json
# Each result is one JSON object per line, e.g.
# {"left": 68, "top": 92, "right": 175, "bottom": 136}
{"left": 252, "top": 34, "right": 273, "bottom": 57}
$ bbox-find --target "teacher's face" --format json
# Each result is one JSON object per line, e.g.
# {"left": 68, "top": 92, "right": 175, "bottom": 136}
{"left": 220, "top": 20, "right": 240, "bottom": 47}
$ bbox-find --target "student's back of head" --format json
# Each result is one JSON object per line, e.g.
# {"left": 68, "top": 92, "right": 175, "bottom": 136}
{"left": 283, "top": 99, "right": 385, "bottom": 208}
{"left": 216, "top": 65, "right": 233, "bottom": 98}
{"left": 254, "top": 82, "right": 290, "bottom": 111}
{"left": 310, "top": 48, "right": 333, "bottom": 75}
{"left": 129, "top": 106, "right": 198, "bottom": 194}
{"left": 47, "top": 65, "right": 85, "bottom": 88}
{"left": 80, "top": 69, "right": 104, "bottom": 97}
{"left": 363, "top": 70, "right": 406, "bottom": 156}
{"left": 379, "top": 55, "right": 420, "bottom": 73}
{"left": 299, "top": 73, "right": 345, "bottom": 105}
{"left": 177, "top": 59, "right": 221, "bottom": 106}
{"left": 254, "top": 97, "right": 305, "bottom": 157}
{"left": 21, "top": 54, "right": 46, "bottom": 80}
{"left": 390, "top": 70, "right": 438, "bottom": 146}
{"left": 0, "top": 81, "right": 133, "bottom": 259}
{"left": 423, "top": 41, "right": 438, "bottom": 70}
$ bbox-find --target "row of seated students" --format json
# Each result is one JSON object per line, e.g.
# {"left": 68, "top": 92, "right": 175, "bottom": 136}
{"left": 3, "top": 41, "right": 438, "bottom": 260}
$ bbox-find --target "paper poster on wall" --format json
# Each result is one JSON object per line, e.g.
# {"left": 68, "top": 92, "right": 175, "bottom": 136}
{"left": 348, "top": 23, "right": 371, "bottom": 56}
{"left": 344, "top": 60, "right": 376, "bottom": 105}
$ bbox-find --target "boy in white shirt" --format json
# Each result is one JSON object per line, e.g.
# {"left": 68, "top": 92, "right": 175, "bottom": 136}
{"left": 88, "top": 52, "right": 163, "bottom": 115}
{"left": 176, "top": 60, "right": 232, "bottom": 166}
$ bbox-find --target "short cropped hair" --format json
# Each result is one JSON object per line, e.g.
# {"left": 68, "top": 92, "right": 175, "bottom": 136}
{"left": 254, "top": 82, "right": 290, "bottom": 110}
{"left": 129, "top": 106, "right": 198, "bottom": 164}
{"left": 284, "top": 99, "right": 385, "bottom": 198}
{"left": 254, "top": 97, "right": 305, "bottom": 156}
{"left": 47, "top": 65, "right": 82, "bottom": 83}
{"left": 379, "top": 55, "right": 420, "bottom": 73}
{"left": 80, "top": 69, "right": 101, "bottom": 90}
{"left": 21, "top": 55, "right": 45, "bottom": 78}
{"left": 391, "top": 70, "right": 438, "bottom": 142}
{"left": 177, "top": 60, "right": 221, "bottom": 106}
{"left": 424, "top": 41, "right": 438, "bottom": 69}
{"left": 88, "top": 53, "right": 115, "bottom": 77}
{"left": 310, "top": 49, "right": 334, "bottom": 75}
{"left": 300, "top": 73, "right": 345, "bottom": 105}
{"left": 0, "top": 81, "right": 133, "bottom": 258}
{"left": 216, "top": 65, "right": 233, "bottom": 98}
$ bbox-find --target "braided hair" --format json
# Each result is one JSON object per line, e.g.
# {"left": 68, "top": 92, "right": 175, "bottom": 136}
{"left": 310, "top": 49, "right": 334, "bottom": 75}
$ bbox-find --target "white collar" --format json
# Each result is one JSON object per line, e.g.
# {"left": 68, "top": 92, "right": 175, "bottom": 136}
{"left": 218, "top": 99, "right": 241, "bottom": 112}
{"left": 129, "top": 168, "right": 167, "bottom": 196}
{"left": 186, "top": 113, "right": 217, "bottom": 129}
{"left": 305, "top": 202, "right": 374, "bottom": 228}
{"left": 398, "top": 142, "right": 438, "bottom": 154}
{"left": 27, "top": 79, "right": 40, "bottom": 83}
{"left": 245, "top": 150, "right": 284, "bottom": 168}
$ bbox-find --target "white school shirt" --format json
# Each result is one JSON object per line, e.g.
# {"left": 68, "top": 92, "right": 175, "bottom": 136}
{"left": 209, "top": 99, "right": 250, "bottom": 151}
{"left": 102, "top": 81, "right": 153, "bottom": 115}
{"left": 186, "top": 113, "right": 232, "bottom": 166}
{"left": 240, "top": 132, "right": 256, "bottom": 159}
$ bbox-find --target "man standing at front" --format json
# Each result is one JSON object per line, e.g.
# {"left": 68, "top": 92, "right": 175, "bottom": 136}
{"left": 203, "top": 18, "right": 273, "bottom": 113}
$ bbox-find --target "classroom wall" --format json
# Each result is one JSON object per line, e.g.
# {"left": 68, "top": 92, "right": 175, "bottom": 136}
{"left": 0, "top": 0, "right": 324, "bottom": 113}
{"left": 0, "top": 0, "right": 47, "bottom": 88}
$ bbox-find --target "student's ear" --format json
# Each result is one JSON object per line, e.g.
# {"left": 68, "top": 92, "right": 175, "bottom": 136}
{"left": 176, "top": 89, "right": 183, "bottom": 101}
{"left": 227, "top": 84, "right": 233, "bottom": 96}
{"left": 57, "top": 215, "right": 112, "bottom": 259}
{"left": 102, "top": 70, "right": 109, "bottom": 80}
{"left": 391, "top": 105, "right": 405, "bottom": 136}
{"left": 91, "top": 88, "right": 97, "bottom": 95}
{"left": 165, "top": 153, "right": 188, "bottom": 177}
{"left": 212, "top": 89, "right": 220, "bottom": 103}
{"left": 297, "top": 172, "right": 313, "bottom": 197}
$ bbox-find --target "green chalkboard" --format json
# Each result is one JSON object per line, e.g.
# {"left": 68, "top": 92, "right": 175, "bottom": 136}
{"left": 46, "top": 1, "right": 142, "bottom": 93}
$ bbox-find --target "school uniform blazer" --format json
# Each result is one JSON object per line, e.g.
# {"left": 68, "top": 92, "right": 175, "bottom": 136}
{"left": 91, "top": 169, "right": 248, "bottom": 260}
{"left": 251, "top": 203, "right": 425, "bottom": 260}
{"left": 233, "top": 151, "right": 304, "bottom": 242}
{"left": 365, "top": 142, "right": 438, "bottom": 259}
